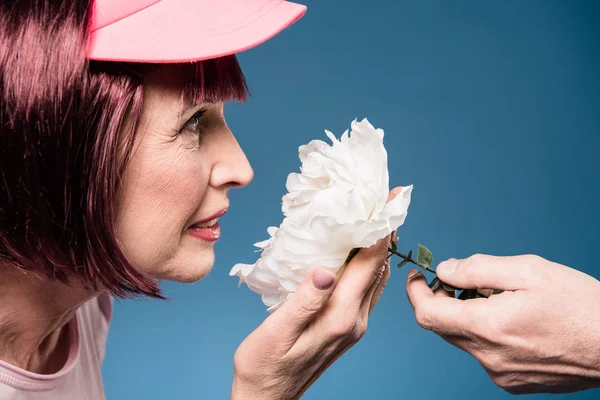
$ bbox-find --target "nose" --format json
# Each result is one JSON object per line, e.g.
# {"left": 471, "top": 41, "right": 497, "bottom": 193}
{"left": 209, "top": 129, "right": 254, "bottom": 189}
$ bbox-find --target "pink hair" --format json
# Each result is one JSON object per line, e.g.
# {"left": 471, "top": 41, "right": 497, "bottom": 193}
{"left": 0, "top": 0, "right": 249, "bottom": 299}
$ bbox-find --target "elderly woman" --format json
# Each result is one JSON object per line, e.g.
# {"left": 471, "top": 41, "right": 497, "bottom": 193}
{"left": 0, "top": 0, "right": 397, "bottom": 398}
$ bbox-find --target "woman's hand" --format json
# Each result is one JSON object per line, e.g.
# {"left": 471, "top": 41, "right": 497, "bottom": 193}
{"left": 230, "top": 187, "right": 402, "bottom": 400}
{"left": 407, "top": 253, "right": 600, "bottom": 394}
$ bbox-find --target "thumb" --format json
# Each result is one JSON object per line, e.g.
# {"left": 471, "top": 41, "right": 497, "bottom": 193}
{"left": 267, "top": 268, "right": 337, "bottom": 341}
{"left": 436, "top": 255, "right": 530, "bottom": 291}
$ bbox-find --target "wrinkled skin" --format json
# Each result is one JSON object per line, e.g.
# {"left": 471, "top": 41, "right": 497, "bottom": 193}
{"left": 231, "top": 188, "right": 403, "bottom": 400}
{"left": 407, "top": 254, "right": 600, "bottom": 394}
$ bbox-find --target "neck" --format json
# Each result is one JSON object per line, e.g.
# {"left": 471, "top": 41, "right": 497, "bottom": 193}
{"left": 0, "top": 266, "right": 96, "bottom": 374}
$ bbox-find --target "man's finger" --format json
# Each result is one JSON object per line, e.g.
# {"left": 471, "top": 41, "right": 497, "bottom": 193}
{"left": 434, "top": 285, "right": 454, "bottom": 298}
{"left": 405, "top": 269, "right": 433, "bottom": 310}
{"left": 406, "top": 269, "right": 475, "bottom": 336}
{"left": 436, "top": 254, "right": 536, "bottom": 291}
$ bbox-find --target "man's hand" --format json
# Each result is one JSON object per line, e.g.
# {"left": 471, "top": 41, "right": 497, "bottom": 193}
{"left": 407, "top": 253, "right": 600, "bottom": 394}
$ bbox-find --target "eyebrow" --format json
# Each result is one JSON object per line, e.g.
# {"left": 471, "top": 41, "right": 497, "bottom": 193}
{"left": 184, "top": 100, "right": 199, "bottom": 111}
{"left": 178, "top": 99, "right": 201, "bottom": 116}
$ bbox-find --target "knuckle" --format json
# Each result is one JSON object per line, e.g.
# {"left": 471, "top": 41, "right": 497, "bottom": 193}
{"left": 329, "top": 317, "right": 357, "bottom": 340}
{"left": 460, "top": 255, "right": 482, "bottom": 279}
{"left": 415, "top": 307, "right": 432, "bottom": 330}
{"left": 469, "top": 253, "right": 487, "bottom": 264}
{"left": 489, "top": 373, "right": 510, "bottom": 391}
{"left": 479, "top": 352, "right": 506, "bottom": 374}
{"left": 233, "top": 349, "right": 243, "bottom": 369}
{"left": 294, "top": 293, "right": 322, "bottom": 315}
{"left": 521, "top": 253, "right": 542, "bottom": 265}
{"left": 519, "top": 260, "right": 543, "bottom": 284}
{"left": 353, "top": 319, "right": 367, "bottom": 340}
{"left": 328, "top": 316, "right": 367, "bottom": 342}
{"left": 233, "top": 349, "right": 253, "bottom": 377}
{"left": 464, "top": 338, "right": 487, "bottom": 354}
{"left": 494, "top": 374, "right": 524, "bottom": 394}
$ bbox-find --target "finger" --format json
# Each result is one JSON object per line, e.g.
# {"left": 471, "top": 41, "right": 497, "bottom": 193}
{"left": 405, "top": 269, "right": 432, "bottom": 311}
{"left": 333, "top": 234, "right": 389, "bottom": 310}
{"left": 265, "top": 268, "right": 337, "bottom": 343}
{"left": 333, "top": 186, "right": 403, "bottom": 309}
{"left": 406, "top": 269, "right": 476, "bottom": 336}
{"left": 436, "top": 254, "right": 535, "bottom": 291}
{"left": 362, "top": 228, "right": 396, "bottom": 315}
{"left": 434, "top": 285, "right": 454, "bottom": 298}
{"left": 428, "top": 274, "right": 456, "bottom": 298}
{"left": 365, "top": 255, "right": 391, "bottom": 316}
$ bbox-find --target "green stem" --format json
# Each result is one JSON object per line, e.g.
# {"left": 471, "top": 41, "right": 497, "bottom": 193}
{"left": 387, "top": 244, "right": 498, "bottom": 298}
{"left": 388, "top": 248, "right": 435, "bottom": 273}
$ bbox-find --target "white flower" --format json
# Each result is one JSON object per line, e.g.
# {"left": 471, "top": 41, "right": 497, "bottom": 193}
{"left": 230, "top": 118, "right": 413, "bottom": 312}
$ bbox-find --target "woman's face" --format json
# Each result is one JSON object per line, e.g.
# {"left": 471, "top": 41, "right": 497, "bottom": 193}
{"left": 114, "top": 65, "right": 253, "bottom": 283}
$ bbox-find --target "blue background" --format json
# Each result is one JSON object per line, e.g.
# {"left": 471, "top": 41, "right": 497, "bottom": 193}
{"left": 102, "top": 0, "right": 600, "bottom": 399}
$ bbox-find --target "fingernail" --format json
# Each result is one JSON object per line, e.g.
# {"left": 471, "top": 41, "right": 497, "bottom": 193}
{"left": 313, "top": 270, "right": 335, "bottom": 290}
{"left": 438, "top": 259, "right": 458, "bottom": 276}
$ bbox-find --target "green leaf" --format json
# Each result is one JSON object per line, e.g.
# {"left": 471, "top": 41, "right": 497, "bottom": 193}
{"left": 345, "top": 248, "right": 360, "bottom": 265}
{"left": 428, "top": 277, "right": 442, "bottom": 292}
{"left": 396, "top": 259, "right": 410, "bottom": 269}
{"left": 442, "top": 282, "right": 458, "bottom": 292}
{"left": 417, "top": 244, "right": 433, "bottom": 268}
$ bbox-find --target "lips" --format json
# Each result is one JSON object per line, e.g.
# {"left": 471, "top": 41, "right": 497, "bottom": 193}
{"left": 188, "top": 222, "right": 221, "bottom": 242}
{"left": 189, "top": 208, "right": 228, "bottom": 230}
{"left": 191, "top": 218, "right": 219, "bottom": 229}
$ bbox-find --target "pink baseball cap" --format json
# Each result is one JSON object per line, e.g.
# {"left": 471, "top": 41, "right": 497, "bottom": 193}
{"left": 87, "top": 0, "right": 307, "bottom": 63}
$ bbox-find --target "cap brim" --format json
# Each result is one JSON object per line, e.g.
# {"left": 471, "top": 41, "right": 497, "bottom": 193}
{"left": 87, "top": 0, "right": 307, "bottom": 63}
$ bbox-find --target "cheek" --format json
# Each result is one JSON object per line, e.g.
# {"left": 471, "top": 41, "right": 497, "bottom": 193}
{"left": 115, "top": 144, "right": 208, "bottom": 270}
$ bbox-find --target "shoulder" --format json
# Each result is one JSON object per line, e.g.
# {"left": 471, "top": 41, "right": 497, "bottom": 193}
{"left": 77, "top": 291, "right": 114, "bottom": 364}
{"left": 95, "top": 291, "right": 113, "bottom": 324}
{"left": 79, "top": 291, "right": 113, "bottom": 330}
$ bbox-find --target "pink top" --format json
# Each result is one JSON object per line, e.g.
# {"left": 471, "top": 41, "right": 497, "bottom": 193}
{"left": 0, "top": 292, "right": 112, "bottom": 400}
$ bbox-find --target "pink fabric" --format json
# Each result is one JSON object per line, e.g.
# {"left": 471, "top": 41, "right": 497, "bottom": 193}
{"left": 0, "top": 293, "right": 113, "bottom": 400}
{"left": 87, "top": 0, "right": 307, "bottom": 63}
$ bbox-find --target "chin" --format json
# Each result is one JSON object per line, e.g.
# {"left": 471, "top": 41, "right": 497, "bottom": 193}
{"left": 164, "top": 253, "right": 216, "bottom": 283}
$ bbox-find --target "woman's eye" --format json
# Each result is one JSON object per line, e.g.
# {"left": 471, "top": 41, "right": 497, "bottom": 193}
{"left": 182, "top": 109, "right": 208, "bottom": 136}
